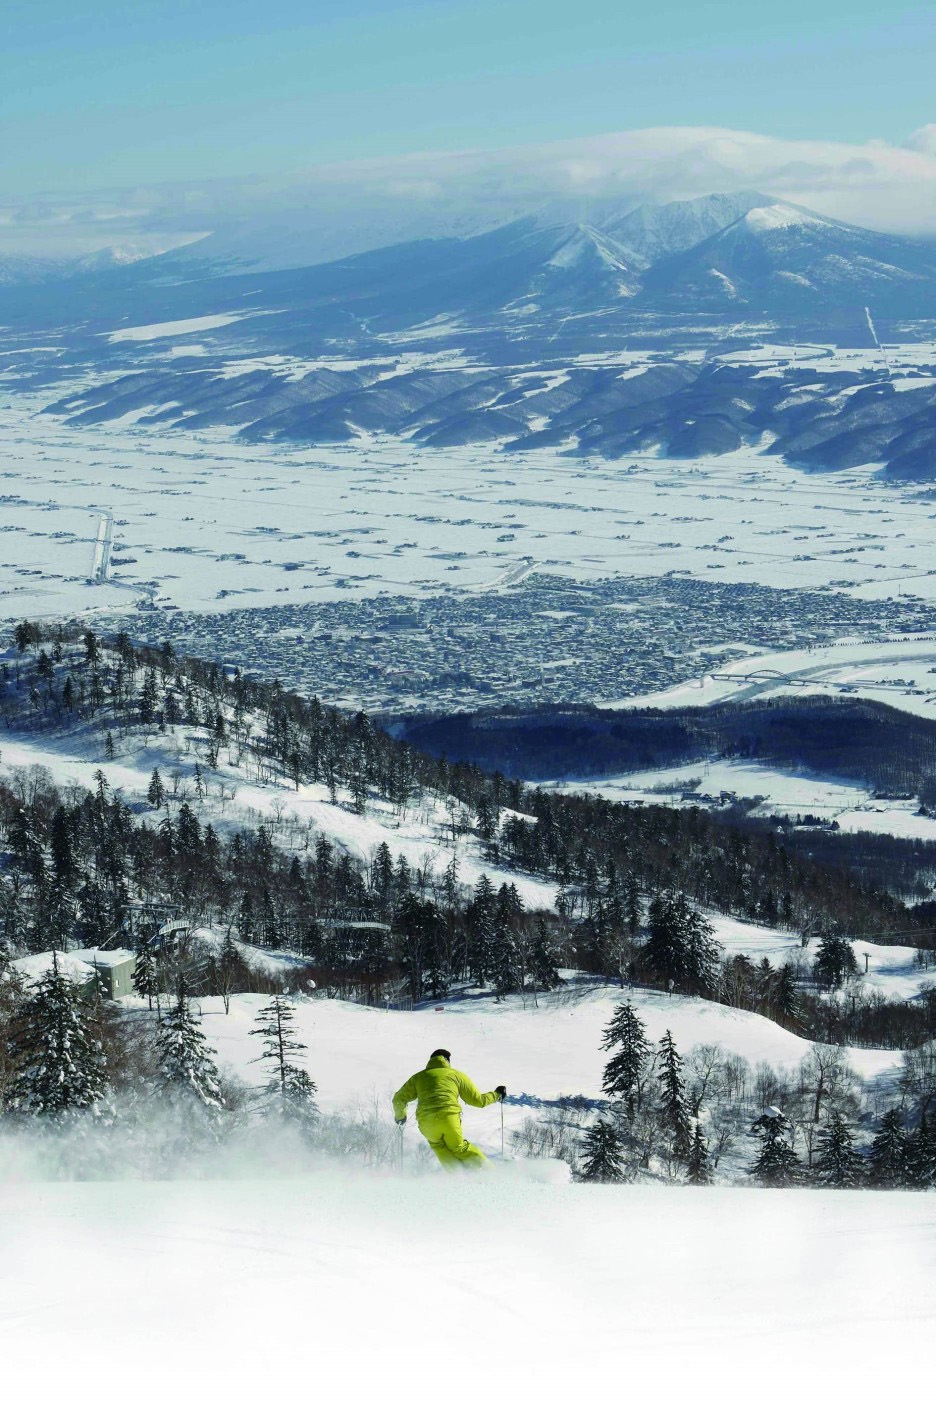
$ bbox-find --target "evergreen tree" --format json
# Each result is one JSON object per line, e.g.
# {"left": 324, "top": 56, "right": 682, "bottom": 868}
{"left": 907, "top": 1113, "right": 936, "bottom": 1189}
{"left": 236, "top": 890, "right": 255, "bottom": 942}
{"left": 133, "top": 944, "right": 158, "bottom": 1010}
{"left": 684, "top": 909, "right": 722, "bottom": 997}
{"left": 175, "top": 802, "right": 201, "bottom": 858}
{"left": 249, "top": 995, "right": 317, "bottom": 1127}
{"left": 467, "top": 874, "right": 496, "bottom": 986}
{"left": 657, "top": 1029, "right": 691, "bottom": 1162}
{"left": 814, "top": 934, "right": 859, "bottom": 990}
{"left": 644, "top": 893, "right": 721, "bottom": 997}
{"left": 749, "top": 1110, "right": 802, "bottom": 1187}
{"left": 622, "top": 872, "right": 640, "bottom": 934}
{"left": 579, "top": 1118, "right": 626, "bottom": 1183}
{"left": 686, "top": 1122, "right": 712, "bottom": 1186}
{"left": 644, "top": 893, "right": 689, "bottom": 990}
{"left": 491, "top": 883, "right": 523, "bottom": 997}
{"left": 5, "top": 954, "right": 111, "bottom": 1122}
{"left": 155, "top": 983, "right": 224, "bottom": 1119}
{"left": 139, "top": 669, "right": 160, "bottom": 726}
{"left": 147, "top": 768, "right": 166, "bottom": 809}
{"left": 772, "top": 964, "right": 802, "bottom": 1028}
{"left": 867, "top": 1107, "right": 910, "bottom": 1189}
{"left": 216, "top": 930, "right": 243, "bottom": 1015}
{"left": 601, "top": 1000, "right": 650, "bottom": 1115}
{"left": 813, "top": 1110, "right": 864, "bottom": 1187}
{"left": 531, "top": 916, "right": 560, "bottom": 994}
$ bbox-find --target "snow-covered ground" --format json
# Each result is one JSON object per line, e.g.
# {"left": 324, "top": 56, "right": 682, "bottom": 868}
{"left": 602, "top": 635, "right": 936, "bottom": 717}
{"left": 192, "top": 981, "right": 906, "bottom": 1147}
{"left": 544, "top": 756, "right": 936, "bottom": 842}
{"left": 4, "top": 383, "right": 936, "bottom": 623}
{"left": 5, "top": 718, "right": 932, "bottom": 1008}
{"left": 1, "top": 1174, "right": 933, "bottom": 1402}
{"left": 0, "top": 729, "right": 557, "bottom": 911}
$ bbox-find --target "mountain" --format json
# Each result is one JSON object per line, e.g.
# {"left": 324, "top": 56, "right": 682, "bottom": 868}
{"left": 599, "top": 191, "right": 770, "bottom": 267}
{"left": 643, "top": 202, "right": 936, "bottom": 314}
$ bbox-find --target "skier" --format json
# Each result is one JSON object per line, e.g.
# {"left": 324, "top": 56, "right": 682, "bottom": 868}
{"left": 393, "top": 1049, "right": 506, "bottom": 1170}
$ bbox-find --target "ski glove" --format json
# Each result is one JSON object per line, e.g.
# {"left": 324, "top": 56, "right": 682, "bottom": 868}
{"left": 495, "top": 1086, "right": 507, "bottom": 1100}
{"left": 395, "top": 1116, "right": 407, "bottom": 1126}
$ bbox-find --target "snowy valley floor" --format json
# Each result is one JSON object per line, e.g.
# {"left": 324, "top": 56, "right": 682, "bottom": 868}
{"left": 1, "top": 1173, "right": 933, "bottom": 1403}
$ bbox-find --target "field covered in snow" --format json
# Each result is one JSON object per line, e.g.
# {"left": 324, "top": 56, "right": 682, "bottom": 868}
{"left": 2, "top": 1173, "right": 933, "bottom": 1402}
{"left": 544, "top": 755, "right": 936, "bottom": 843}
{"left": 3, "top": 377, "right": 936, "bottom": 625}
{"left": 605, "top": 635, "right": 936, "bottom": 716}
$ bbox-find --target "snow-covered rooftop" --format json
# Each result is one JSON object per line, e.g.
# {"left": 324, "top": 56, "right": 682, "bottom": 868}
{"left": 69, "top": 948, "right": 137, "bottom": 968}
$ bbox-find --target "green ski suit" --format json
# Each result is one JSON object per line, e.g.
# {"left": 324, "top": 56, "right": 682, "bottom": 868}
{"left": 392, "top": 1054, "right": 501, "bottom": 1170}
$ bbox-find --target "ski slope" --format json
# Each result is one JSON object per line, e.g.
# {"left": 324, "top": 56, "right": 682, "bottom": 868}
{"left": 1, "top": 1173, "right": 933, "bottom": 1403}
{"left": 172, "top": 980, "right": 905, "bottom": 1157}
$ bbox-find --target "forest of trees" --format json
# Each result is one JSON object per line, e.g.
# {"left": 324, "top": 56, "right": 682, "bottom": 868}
{"left": 400, "top": 693, "right": 936, "bottom": 800}
{"left": 1, "top": 622, "right": 934, "bottom": 1042}
{"left": 3, "top": 622, "right": 936, "bottom": 1185}
{"left": 573, "top": 1000, "right": 936, "bottom": 1189}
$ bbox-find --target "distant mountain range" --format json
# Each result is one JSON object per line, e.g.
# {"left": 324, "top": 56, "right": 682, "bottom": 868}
{"left": 154, "top": 191, "right": 936, "bottom": 321}
{"left": 5, "top": 190, "right": 936, "bottom": 321}
{"left": 4, "top": 191, "right": 936, "bottom": 480}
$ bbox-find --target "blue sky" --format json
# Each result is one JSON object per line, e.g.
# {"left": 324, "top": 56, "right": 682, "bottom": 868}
{"left": 3, "top": 0, "right": 934, "bottom": 194}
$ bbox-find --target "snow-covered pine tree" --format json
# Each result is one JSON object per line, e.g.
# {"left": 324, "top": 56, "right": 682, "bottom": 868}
{"left": 467, "top": 873, "right": 496, "bottom": 986}
{"left": 813, "top": 1110, "right": 864, "bottom": 1188}
{"left": 155, "top": 982, "right": 225, "bottom": 1125}
{"left": 491, "top": 883, "right": 523, "bottom": 997}
{"left": 249, "top": 995, "right": 317, "bottom": 1128}
{"left": 749, "top": 1109, "right": 802, "bottom": 1187}
{"left": 601, "top": 1001, "right": 650, "bottom": 1116}
{"left": 644, "top": 892, "right": 696, "bottom": 991}
{"left": 623, "top": 872, "right": 640, "bottom": 935}
{"left": 772, "top": 963, "right": 802, "bottom": 1028}
{"left": 133, "top": 944, "right": 158, "bottom": 1010}
{"left": 907, "top": 1112, "right": 936, "bottom": 1189}
{"left": 657, "top": 1029, "right": 691, "bottom": 1162}
{"left": 686, "top": 1122, "right": 711, "bottom": 1185}
{"left": 813, "top": 934, "right": 859, "bottom": 990}
{"left": 867, "top": 1107, "right": 910, "bottom": 1188}
{"left": 684, "top": 909, "right": 722, "bottom": 998}
{"left": 216, "top": 930, "right": 243, "bottom": 1015}
{"left": 578, "top": 1118, "right": 626, "bottom": 1183}
{"left": 147, "top": 767, "right": 165, "bottom": 809}
{"left": 531, "top": 916, "right": 560, "bottom": 995}
{"left": 5, "top": 952, "right": 111, "bottom": 1124}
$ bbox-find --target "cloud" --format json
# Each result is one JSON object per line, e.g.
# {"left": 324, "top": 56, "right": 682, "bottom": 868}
{"left": 907, "top": 124, "right": 936, "bottom": 156}
{"left": 2, "top": 125, "right": 936, "bottom": 267}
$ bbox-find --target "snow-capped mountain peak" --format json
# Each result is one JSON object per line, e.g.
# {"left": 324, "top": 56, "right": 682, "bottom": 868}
{"left": 741, "top": 202, "right": 829, "bottom": 233}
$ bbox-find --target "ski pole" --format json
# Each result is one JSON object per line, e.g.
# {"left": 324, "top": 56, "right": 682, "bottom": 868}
{"left": 500, "top": 1098, "right": 505, "bottom": 1158}
{"left": 398, "top": 1121, "right": 404, "bottom": 1173}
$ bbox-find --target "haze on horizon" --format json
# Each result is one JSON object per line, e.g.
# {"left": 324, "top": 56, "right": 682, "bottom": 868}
{"left": 2, "top": 1, "right": 936, "bottom": 261}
